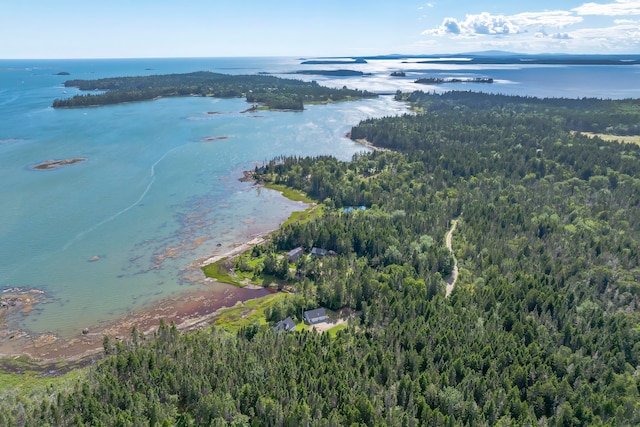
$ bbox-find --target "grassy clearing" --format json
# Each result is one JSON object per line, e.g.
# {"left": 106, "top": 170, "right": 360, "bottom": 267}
{"left": 201, "top": 258, "right": 245, "bottom": 287}
{"left": 202, "top": 257, "right": 280, "bottom": 288}
{"left": 326, "top": 323, "right": 348, "bottom": 337}
{"left": 263, "top": 183, "right": 314, "bottom": 204}
{"left": 0, "top": 355, "right": 86, "bottom": 394}
{"left": 282, "top": 205, "right": 324, "bottom": 228}
{"left": 577, "top": 131, "right": 640, "bottom": 145}
{"left": 212, "top": 292, "right": 291, "bottom": 334}
{"left": 0, "top": 369, "right": 83, "bottom": 395}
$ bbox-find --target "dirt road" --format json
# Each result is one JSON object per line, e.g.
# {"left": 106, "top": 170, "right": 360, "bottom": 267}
{"left": 445, "top": 219, "right": 459, "bottom": 297}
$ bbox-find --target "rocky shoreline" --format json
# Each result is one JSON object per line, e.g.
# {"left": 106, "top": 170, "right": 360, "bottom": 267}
{"left": 0, "top": 225, "right": 277, "bottom": 365}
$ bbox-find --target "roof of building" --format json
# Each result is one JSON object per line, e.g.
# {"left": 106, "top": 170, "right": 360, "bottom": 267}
{"left": 310, "top": 247, "right": 328, "bottom": 257}
{"left": 304, "top": 307, "right": 327, "bottom": 322}
{"left": 274, "top": 317, "right": 296, "bottom": 332}
{"left": 287, "top": 247, "right": 304, "bottom": 257}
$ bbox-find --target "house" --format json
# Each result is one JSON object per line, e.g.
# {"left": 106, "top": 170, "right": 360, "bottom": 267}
{"left": 303, "top": 308, "right": 327, "bottom": 325}
{"left": 274, "top": 317, "right": 296, "bottom": 332}
{"left": 310, "top": 247, "right": 328, "bottom": 258}
{"left": 287, "top": 247, "right": 304, "bottom": 262}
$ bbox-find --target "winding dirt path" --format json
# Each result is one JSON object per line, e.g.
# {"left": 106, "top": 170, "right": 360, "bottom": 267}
{"left": 445, "top": 219, "right": 459, "bottom": 297}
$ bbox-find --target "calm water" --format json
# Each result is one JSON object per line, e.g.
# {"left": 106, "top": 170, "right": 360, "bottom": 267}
{"left": 1, "top": 57, "right": 638, "bottom": 337}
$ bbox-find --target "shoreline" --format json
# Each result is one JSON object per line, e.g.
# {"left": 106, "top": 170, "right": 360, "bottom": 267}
{"left": 345, "top": 131, "right": 387, "bottom": 152}
{"left": 0, "top": 229, "right": 277, "bottom": 364}
{"left": 1, "top": 127, "right": 348, "bottom": 366}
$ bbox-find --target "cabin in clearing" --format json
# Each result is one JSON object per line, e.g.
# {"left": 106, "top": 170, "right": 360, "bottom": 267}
{"left": 303, "top": 308, "right": 327, "bottom": 325}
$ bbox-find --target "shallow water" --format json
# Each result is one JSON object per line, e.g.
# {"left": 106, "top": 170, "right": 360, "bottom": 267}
{"left": 0, "top": 58, "right": 410, "bottom": 337}
{"left": 1, "top": 57, "right": 638, "bottom": 338}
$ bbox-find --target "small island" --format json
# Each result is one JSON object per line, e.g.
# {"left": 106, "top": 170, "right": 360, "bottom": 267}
{"left": 201, "top": 136, "right": 229, "bottom": 142}
{"left": 54, "top": 71, "right": 70, "bottom": 76}
{"left": 390, "top": 71, "right": 406, "bottom": 77}
{"left": 31, "top": 158, "right": 87, "bottom": 170}
{"left": 415, "top": 77, "right": 493, "bottom": 84}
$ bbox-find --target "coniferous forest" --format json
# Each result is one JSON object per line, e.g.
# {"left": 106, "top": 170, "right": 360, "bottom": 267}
{"left": 2, "top": 91, "right": 640, "bottom": 426}
{"left": 52, "top": 72, "right": 377, "bottom": 110}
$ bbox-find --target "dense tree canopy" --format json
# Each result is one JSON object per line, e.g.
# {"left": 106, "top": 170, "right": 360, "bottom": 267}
{"left": 52, "top": 71, "right": 377, "bottom": 110}
{"left": 3, "top": 91, "right": 640, "bottom": 426}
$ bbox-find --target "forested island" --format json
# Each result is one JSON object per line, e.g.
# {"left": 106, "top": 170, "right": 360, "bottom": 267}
{"left": 3, "top": 91, "right": 640, "bottom": 425}
{"left": 52, "top": 71, "right": 377, "bottom": 111}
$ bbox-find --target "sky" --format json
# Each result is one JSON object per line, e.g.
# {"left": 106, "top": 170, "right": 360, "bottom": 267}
{"left": 1, "top": 0, "right": 639, "bottom": 58}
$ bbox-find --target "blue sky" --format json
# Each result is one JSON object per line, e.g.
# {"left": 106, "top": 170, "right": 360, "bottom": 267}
{"left": 2, "top": 0, "right": 639, "bottom": 58}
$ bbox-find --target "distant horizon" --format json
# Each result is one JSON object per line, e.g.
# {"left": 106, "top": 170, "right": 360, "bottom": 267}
{"left": 2, "top": 1, "right": 640, "bottom": 59}
{"left": 3, "top": 51, "right": 640, "bottom": 62}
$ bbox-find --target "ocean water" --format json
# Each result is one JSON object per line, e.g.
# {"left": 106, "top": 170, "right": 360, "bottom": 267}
{"left": 1, "top": 57, "right": 638, "bottom": 338}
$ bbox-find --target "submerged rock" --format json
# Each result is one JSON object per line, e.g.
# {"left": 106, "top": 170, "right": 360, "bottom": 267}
{"left": 32, "top": 158, "right": 87, "bottom": 170}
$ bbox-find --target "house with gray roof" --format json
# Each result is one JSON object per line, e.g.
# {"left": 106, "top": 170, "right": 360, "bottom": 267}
{"left": 310, "top": 247, "right": 328, "bottom": 258}
{"left": 303, "top": 308, "right": 327, "bottom": 325}
{"left": 274, "top": 317, "right": 296, "bottom": 332}
{"left": 287, "top": 247, "right": 304, "bottom": 262}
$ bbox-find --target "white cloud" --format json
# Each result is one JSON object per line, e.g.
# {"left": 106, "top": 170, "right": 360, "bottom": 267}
{"left": 536, "top": 30, "right": 572, "bottom": 39}
{"left": 573, "top": 0, "right": 640, "bottom": 16}
{"left": 417, "top": 3, "right": 640, "bottom": 53}
{"left": 571, "top": 20, "right": 640, "bottom": 38}
{"left": 418, "top": 3, "right": 435, "bottom": 10}
{"left": 424, "top": 11, "right": 582, "bottom": 38}
{"left": 511, "top": 11, "right": 583, "bottom": 27}
{"left": 540, "top": 22, "right": 639, "bottom": 52}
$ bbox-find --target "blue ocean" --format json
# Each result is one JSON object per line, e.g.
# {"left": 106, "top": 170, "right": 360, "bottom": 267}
{"left": 1, "top": 57, "right": 639, "bottom": 342}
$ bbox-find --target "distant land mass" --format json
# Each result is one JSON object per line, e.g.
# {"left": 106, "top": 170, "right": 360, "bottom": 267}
{"left": 357, "top": 52, "right": 640, "bottom": 65}
{"left": 301, "top": 58, "right": 367, "bottom": 65}
{"left": 412, "top": 57, "right": 640, "bottom": 65}
{"left": 294, "top": 69, "right": 367, "bottom": 77}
